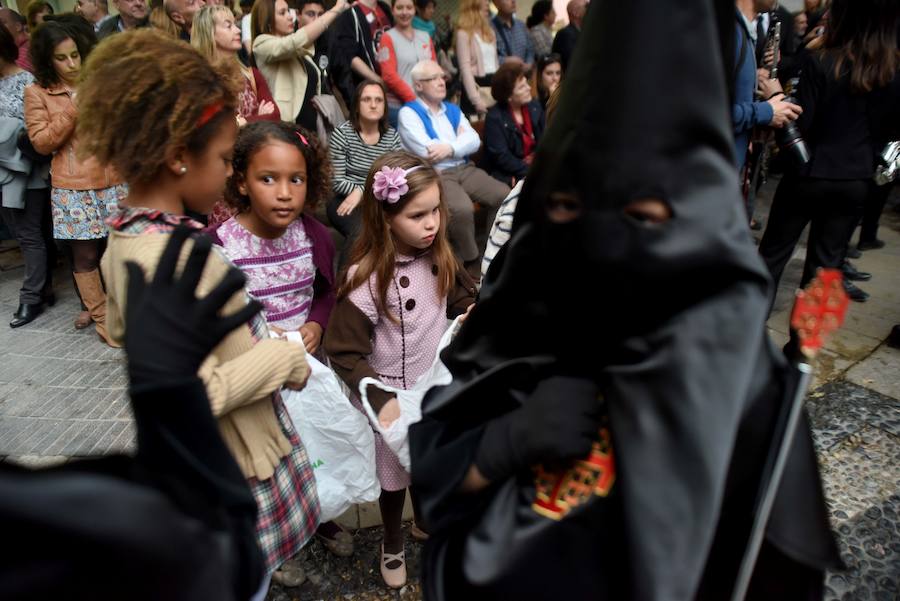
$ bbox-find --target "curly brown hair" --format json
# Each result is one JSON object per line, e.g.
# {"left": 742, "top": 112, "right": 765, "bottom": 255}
{"left": 225, "top": 121, "right": 332, "bottom": 214}
{"left": 75, "top": 29, "right": 239, "bottom": 187}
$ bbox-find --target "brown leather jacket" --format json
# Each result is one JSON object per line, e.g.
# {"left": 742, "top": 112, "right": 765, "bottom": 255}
{"left": 23, "top": 83, "right": 121, "bottom": 191}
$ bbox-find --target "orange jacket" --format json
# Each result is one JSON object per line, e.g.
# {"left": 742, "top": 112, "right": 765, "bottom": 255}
{"left": 24, "top": 83, "right": 121, "bottom": 191}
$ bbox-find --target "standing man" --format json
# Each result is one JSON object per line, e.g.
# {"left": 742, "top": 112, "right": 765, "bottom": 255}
{"left": 297, "top": 0, "right": 332, "bottom": 94}
{"left": 492, "top": 0, "right": 533, "bottom": 69}
{"left": 0, "top": 9, "right": 31, "bottom": 72}
{"left": 551, "top": 0, "right": 587, "bottom": 70}
{"left": 97, "top": 0, "right": 149, "bottom": 39}
{"left": 75, "top": 0, "right": 114, "bottom": 33}
{"left": 398, "top": 60, "right": 510, "bottom": 278}
{"left": 732, "top": 0, "right": 801, "bottom": 171}
{"left": 164, "top": 0, "right": 205, "bottom": 41}
{"left": 330, "top": 0, "right": 392, "bottom": 105}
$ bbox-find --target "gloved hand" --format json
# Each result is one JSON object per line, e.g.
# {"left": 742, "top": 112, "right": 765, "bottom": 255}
{"left": 124, "top": 225, "right": 263, "bottom": 390}
{"left": 474, "top": 376, "right": 603, "bottom": 482}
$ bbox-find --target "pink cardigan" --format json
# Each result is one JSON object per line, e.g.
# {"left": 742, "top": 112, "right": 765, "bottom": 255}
{"left": 455, "top": 28, "right": 498, "bottom": 114}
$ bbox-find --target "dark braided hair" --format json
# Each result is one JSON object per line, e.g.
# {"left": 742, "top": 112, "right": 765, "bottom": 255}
{"left": 76, "top": 29, "right": 239, "bottom": 187}
{"left": 226, "top": 121, "right": 333, "bottom": 214}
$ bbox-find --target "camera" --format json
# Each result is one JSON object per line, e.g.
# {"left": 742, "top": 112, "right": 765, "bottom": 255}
{"left": 775, "top": 95, "right": 810, "bottom": 165}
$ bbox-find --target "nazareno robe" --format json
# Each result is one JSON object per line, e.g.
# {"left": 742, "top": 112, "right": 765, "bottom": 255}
{"left": 408, "top": 0, "right": 841, "bottom": 599}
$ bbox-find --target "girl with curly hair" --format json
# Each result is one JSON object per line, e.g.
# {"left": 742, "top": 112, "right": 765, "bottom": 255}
{"left": 24, "top": 20, "right": 125, "bottom": 344}
{"left": 76, "top": 29, "right": 321, "bottom": 596}
{"left": 207, "top": 120, "right": 358, "bottom": 560}
{"left": 210, "top": 121, "right": 334, "bottom": 355}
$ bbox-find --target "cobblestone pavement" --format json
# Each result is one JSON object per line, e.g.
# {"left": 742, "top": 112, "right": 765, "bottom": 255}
{"left": 1, "top": 181, "right": 898, "bottom": 600}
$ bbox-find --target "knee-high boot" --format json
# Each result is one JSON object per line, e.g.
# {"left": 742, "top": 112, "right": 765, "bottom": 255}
{"left": 73, "top": 269, "right": 120, "bottom": 348}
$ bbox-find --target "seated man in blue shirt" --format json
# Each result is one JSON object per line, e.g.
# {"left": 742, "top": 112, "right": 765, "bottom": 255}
{"left": 399, "top": 60, "right": 510, "bottom": 277}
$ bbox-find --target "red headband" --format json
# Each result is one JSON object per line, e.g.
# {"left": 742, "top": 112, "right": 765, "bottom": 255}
{"left": 196, "top": 102, "right": 224, "bottom": 128}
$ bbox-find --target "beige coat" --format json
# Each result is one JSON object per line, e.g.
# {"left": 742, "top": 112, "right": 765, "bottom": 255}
{"left": 253, "top": 28, "right": 316, "bottom": 122}
{"left": 24, "top": 83, "right": 121, "bottom": 191}
{"left": 455, "top": 28, "right": 498, "bottom": 114}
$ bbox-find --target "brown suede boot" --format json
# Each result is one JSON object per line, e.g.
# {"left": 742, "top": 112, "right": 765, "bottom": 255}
{"left": 73, "top": 270, "right": 121, "bottom": 348}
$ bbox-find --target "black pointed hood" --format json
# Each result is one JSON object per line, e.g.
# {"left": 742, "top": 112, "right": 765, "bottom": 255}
{"left": 411, "top": 0, "right": 838, "bottom": 599}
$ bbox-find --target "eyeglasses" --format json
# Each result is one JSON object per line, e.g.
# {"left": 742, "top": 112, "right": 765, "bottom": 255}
{"left": 417, "top": 74, "right": 443, "bottom": 83}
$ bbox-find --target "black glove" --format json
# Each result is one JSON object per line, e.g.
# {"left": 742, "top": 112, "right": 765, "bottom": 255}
{"left": 124, "top": 225, "right": 262, "bottom": 391}
{"left": 474, "top": 376, "right": 603, "bottom": 482}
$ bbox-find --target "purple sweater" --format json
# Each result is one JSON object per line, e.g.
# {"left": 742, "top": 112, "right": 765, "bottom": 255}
{"left": 205, "top": 213, "right": 336, "bottom": 329}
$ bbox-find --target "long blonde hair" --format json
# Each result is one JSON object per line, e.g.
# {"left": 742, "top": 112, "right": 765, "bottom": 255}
{"left": 456, "top": 0, "right": 494, "bottom": 42}
{"left": 191, "top": 5, "right": 235, "bottom": 61}
{"left": 339, "top": 151, "right": 457, "bottom": 322}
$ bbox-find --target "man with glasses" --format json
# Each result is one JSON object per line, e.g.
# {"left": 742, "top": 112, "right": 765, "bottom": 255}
{"left": 398, "top": 59, "right": 510, "bottom": 279}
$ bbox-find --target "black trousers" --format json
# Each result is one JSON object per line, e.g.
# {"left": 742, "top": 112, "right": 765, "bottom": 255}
{"left": 759, "top": 174, "right": 867, "bottom": 290}
{"left": 0, "top": 187, "right": 55, "bottom": 305}
{"left": 859, "top": 181, "right": 894, "bottom": 244}
{"left": 326, "top": 194, "right": 362, "bottom": 269}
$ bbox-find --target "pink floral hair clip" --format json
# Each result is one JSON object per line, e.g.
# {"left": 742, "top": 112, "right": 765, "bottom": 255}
{"left": 372, "top": 165, "right": 422, "bottom": 204}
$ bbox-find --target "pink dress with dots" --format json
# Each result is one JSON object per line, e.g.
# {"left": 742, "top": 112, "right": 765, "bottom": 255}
{"left": 346, "top": 251, "right": 449, "bottom": 491}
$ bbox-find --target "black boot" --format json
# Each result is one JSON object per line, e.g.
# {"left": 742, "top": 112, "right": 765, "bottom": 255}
{"left": 842, "top": 260, "right": 872, "bottom": 282}
{"left": 9, "top": 303, "right": 44, "bottom": 328}
{"left": 842, "top": 280, "right": 869, "bottom": 303}
{"left": 857, "top": 238, "right": 885, "bottom": 252}
{"left": 845, "top": 247, "right": 862, "bottom": 259}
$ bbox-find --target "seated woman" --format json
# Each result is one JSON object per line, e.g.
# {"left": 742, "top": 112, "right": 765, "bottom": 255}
{"left": 532, "top": 52, "right": 562, "bottom": 109}
{"left": 483, "top": 58, "right": 545, "bottom": 186}
{"left": 326, "top": 80, "right": 400, "bottom": 262}
{"left": 251, "top": 0, "right": 347, "bottom": 130}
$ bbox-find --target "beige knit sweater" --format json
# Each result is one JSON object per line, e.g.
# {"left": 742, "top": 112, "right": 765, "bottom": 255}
{"left": 102, "top": 230, "right": 310, "bottom": 481}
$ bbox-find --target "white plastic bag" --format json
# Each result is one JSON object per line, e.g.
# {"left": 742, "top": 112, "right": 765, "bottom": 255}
{"left": 280, "top": 333, "right": 381, "bottom": 522}
{"left": 358, "top": 317, "right": 461, "bottom": 470}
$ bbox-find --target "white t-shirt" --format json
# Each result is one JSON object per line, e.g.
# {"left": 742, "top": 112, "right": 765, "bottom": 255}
{"left": 475, "top": 33, "right": 499, "bottom": 74}
{"left": 241, "top": 13, "right": 252, "bottom": 44}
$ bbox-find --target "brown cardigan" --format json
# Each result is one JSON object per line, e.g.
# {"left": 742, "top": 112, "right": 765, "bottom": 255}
{"left": 23, "top": 83, "right": 121, "bottom": 191}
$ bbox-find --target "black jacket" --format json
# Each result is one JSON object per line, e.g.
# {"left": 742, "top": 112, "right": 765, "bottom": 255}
{"left": 795, "top": 51, "right": 900, "bottom": 180}
{"left": 483, "top": 100, "right": 545, "bottom": 184}
{"left": 551, "top": 24, "right": 578, "bottom": 71}
{"left": 96, "top": 16, "right": 148, "bottom": 40}
{"left": 329, "top": 2, "right": 393, "bottom": 105}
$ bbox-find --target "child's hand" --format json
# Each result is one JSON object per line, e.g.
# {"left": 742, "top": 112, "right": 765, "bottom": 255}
{"left": 236, "top": 114, "right": 248, "bottom": 128}
{"left": 299, "top": 322, "right": 323, "bottom": 354}
{"left": 378, "top": 397, "right": 401, "bottom": 427}
{"left": 258, "top": 100, "right": 276, "bottom": 116}
{"left": 458, "top": 303, "right": 475, "bottom": 324}
{"left": 269, "top": 324, "right": 285, "bottom": 337}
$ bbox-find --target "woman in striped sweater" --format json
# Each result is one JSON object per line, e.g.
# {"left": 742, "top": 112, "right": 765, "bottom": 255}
{"left": 326, "top": 79, "right": 401, "bottom": 262}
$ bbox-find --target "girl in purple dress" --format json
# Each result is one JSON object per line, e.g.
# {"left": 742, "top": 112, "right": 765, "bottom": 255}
{"left": 206, "top": 121, "right": 356, "bottom": 570}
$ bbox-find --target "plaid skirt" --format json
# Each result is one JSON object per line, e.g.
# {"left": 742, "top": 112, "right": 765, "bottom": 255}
{"left": 249, "top": 393, "right": 321, "bottom": 573}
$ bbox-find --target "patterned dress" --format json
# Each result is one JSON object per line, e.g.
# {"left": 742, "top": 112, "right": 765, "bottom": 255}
{"left": 106, "top": 206, "right": 320, "bottom": 573}
{"left": 52, "top": 185, "right": 126, "bottom": 240}
{"left": 346, "top": 251, "right": 449, "bottom": 491}
{"left": 216, "top": 217, "right": 316, "bottom": 331}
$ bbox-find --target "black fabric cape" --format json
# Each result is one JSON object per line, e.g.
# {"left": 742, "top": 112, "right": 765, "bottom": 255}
{"left": 0, "top": 379, "right": 263, "bottom": 601}
{"left": 408, "top": 0, "right": 840, "bottom": 599}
